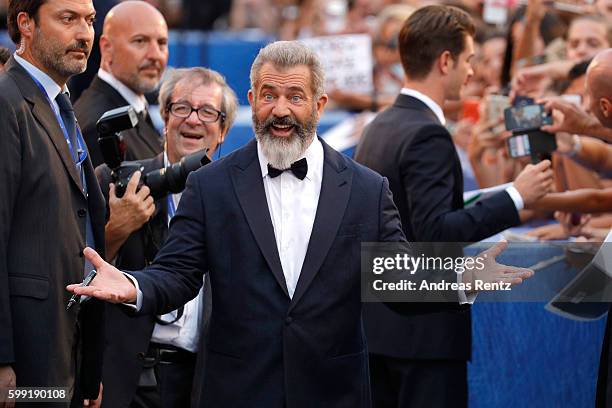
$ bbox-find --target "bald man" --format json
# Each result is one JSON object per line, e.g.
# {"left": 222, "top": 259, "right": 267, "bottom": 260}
{"left": 581, "top": 49, "right": 612, "bottom": 408}
{"left": 539, "top": 49, "right": 612, "bottom": 407}
{"left": 75, "top": 0, "right": 168, "bottom": 168}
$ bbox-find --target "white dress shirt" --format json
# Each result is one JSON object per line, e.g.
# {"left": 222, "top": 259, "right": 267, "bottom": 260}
{"left": 149, "top": 153, "right": 204, "bottom": 353}
{"left": 14, "top": 53, "right": 68, "bottom": 113}
{"left": 400, "top": 87, "right": 525, "bottom": 212}
{"left": 98, "top": 68, "right": 147, "bottom": 114}
{"left": 257, "top": 137, "right": 324, "bottom": 298}
{"left": 128, "top": 137, "right": 324, "bottom": 311}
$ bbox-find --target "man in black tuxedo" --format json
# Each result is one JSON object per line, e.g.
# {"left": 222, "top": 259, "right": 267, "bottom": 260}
{"left": 0, "top": 0, "right": 105, "bottom": 406}
{"left": 68, "top": 40, "right": 406, "bottom": 408}
{"left": 75, "top": 1, "right": 167, "bottom": 168}
{"left": 69, "top": 40, "right": 533, "bottom": 408}
{"left": 355, "top": 5, "right": 555, "bottom": 408}
{"left": 96, "top": 67, "right": 237, "bottom": 408}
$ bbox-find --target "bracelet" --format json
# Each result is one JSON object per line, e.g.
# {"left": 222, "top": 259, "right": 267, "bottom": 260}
{"left": 567, "top": 134, "right": 582, "bottom": 157}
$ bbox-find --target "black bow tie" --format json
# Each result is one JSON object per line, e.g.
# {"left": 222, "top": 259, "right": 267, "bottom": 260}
{"left": 268, "top": 158, "right": 308, "bottom": 180}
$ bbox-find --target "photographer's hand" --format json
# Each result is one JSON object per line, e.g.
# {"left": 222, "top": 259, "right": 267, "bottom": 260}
{"left": 105, "top": 171, "right": 155, "bottom": 260}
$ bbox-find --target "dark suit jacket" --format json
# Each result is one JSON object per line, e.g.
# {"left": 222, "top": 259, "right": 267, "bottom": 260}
{"left": 74, "top": 75, "right": 163, "bottom": 168}
{"left": 95, "top": 154, "right": 211, "bottom": 408}
{"left": 128, "top": 138, "right": 405, "bottom": 407}
{"left": 355, "top": 94, "right": 521, "bottom": 360}
{"left": 0, "top": 57, "right": 106, "bottom": 400}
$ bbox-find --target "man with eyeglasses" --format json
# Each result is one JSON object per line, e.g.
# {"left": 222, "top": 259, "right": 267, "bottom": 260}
{"left": 75, "top": 1, "right": 168, "bottom": 168}
{"left": 95, "top": 67, "right": 237, "bottom": 408}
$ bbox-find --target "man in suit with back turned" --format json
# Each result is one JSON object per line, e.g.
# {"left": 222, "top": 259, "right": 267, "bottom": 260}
{"left": 0, "top": 0, "right": 105, "bottom": 406}
{"left": 68, "top": 40, "right": 532, "bottom": 408}
{"left": 355, "top": 5, "right": 555, "bottom": 408}
{"left": 75, "top": 0, "right": 168, "bottom": 168}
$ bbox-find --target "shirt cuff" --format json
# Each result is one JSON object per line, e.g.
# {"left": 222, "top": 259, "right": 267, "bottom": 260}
{"left": 457, "top": 272, "right": 478, "bottom": 304}
{"left": 122, "top": 272, "right": 143, "bottom": 311}
{"left": 505, "top": 185, "right": 524, "bottom": 211}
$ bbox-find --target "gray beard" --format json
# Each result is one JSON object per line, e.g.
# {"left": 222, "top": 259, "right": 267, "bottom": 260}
{"left": 253, "top": 109, "right": 318, "bottom": 169}
{"left": 258, "top": 131, "right": 314, "bottom": 169}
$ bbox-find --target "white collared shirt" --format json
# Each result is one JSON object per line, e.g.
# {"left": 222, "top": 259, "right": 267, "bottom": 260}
{"left": 98, "top": 68, "right": 147, "bottom": 114}
{"left": 257, "top": 137, "right": 324, "bottom": 298}
{"left": 149, "top": 152, "right": 204, "bottom": 353}
{"left": 400, "top": 87, "right": 524, "bottom": 212}
{"left": 14, "top": 53, "right": 68, "bottom": 113}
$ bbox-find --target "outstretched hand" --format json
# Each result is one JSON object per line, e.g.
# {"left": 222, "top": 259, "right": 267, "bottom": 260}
{"left": 66, "top": 248, "right": 137, "bottom": 304}
{"left": 464, "top": 240, "right": 534, "bottom": 291}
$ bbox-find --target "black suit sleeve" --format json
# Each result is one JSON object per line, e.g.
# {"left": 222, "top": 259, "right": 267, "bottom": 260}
{"left": 374, "top": 177, "right": 465, "bottom": 313}
{"left": 0, "top": 99, "right": 20, "bottom": 365}
{"left": 377, "top": 177, "right": 406, "bottom": 243}
{"left": 400, "top": 125, "right": 519, "bottom": 242}
{"left": 131, "top": 172, "right": 206, "bottom": 316}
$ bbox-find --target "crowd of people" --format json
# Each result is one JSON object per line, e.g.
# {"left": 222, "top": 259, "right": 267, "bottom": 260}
{"left": 1, "top": 0, "right": 612, "bottom": 407}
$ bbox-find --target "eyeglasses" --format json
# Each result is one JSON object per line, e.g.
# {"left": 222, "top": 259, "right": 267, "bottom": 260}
{"left": 166, "top": 102, "right": 225, "bottom": 123}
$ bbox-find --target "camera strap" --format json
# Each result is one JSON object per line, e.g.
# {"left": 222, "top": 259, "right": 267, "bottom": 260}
{"left": 155, "top": 193, "right": 184, "bottom": 326}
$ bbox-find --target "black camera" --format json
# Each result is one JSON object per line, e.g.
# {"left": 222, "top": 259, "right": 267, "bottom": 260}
{"left": 504, "top": 97, "right": 556, "bottom": 163}
{"left": 96, "top": 106, "right": 210, "bottom": 199}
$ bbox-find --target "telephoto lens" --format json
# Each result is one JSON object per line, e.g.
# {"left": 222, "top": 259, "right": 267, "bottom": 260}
{"left": 145, "top": 149, "right": 211, "bottom": 199}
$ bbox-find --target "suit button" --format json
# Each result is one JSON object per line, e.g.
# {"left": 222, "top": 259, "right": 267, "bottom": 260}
{"left": 77, "top": 208, "right": 87, "bottom": 218}
{"left": 285, "top": 316, "right": 293, "bottom": 325}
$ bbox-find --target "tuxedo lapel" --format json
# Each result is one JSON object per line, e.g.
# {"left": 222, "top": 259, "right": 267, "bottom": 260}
{"left": 6, "top": 59, "right": 84, "bottom": 195}
{"left": 231, "top": 140, "right": 290, "bottom": 298}
{"left": 289, "top": 140, "right": 353, "bottom": 311}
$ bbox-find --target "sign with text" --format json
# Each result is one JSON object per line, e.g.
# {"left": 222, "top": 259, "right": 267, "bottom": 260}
{"left": 302, "top": 34, "right": 374, "bottom": 94}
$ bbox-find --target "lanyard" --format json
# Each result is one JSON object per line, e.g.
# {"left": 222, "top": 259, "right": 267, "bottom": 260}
{"left": 29, "top": 74, "right": 88, "bottom": 168}
{"left": 167, "top": 194, "right": 177, "bottom": 225}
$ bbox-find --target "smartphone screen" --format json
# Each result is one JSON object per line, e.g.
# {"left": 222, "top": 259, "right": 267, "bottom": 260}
{"left": 507, "top": 134, "right": 531, "bottom": 158}
{"left": 504, "top": 104, "right": 552, "bottom": 131}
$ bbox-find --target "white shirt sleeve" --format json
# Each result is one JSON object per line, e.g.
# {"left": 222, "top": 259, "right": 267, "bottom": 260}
{"left": 121, "top": 272, "right": 143, "bottom": 311}
{"left": 505, "top": 185, "right": 524, "bottom": 211}
{"left": 457, "top": 272, "right": 477, "bottom": 304}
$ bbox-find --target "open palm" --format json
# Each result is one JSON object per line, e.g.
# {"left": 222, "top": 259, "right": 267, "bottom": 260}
{"left": 66, "top": 247, "right": 137, "bottom": 304}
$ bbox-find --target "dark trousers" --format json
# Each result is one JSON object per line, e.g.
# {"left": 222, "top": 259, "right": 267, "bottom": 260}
{"left": 369, "top": 354, "right": 468, "bottom": 408}
{"left": 131, "top": 344, "right": 197, "bottom": 408}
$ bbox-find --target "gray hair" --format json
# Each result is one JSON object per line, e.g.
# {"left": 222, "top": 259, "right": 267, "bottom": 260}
{"left": 158, "top": 67, "right": 238, "bottom": 134}
{"left": 249, "top": 41, "right": 325, "bottom": 99}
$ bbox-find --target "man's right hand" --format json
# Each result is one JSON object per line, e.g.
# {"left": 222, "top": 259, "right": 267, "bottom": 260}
{"left": 107, "top": 171, "right": 155, "bottom": 237}
{"left": 67, "top": 248, "right": 137, "bottom": 304}
{"left": 0, "top": 365, "right": 16, "bottom": 408}
{"left": 105, "top": 171, "right": 155, "bottom": 260}
{"left": 513, "top": 159, "right": 554, "bottom": 207}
